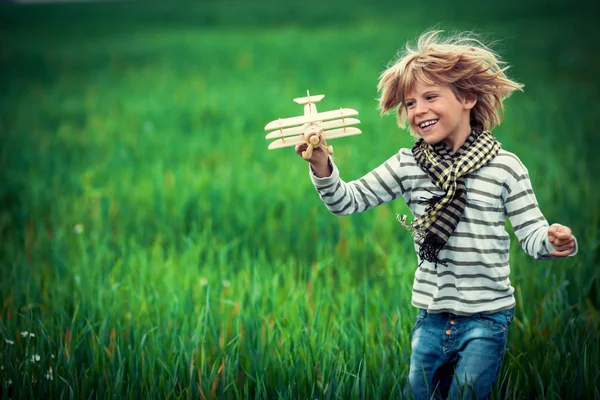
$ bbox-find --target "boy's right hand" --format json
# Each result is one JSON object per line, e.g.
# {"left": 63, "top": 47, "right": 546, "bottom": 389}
{"left": 295, "top": 141, "right": 332, "bottom": 178}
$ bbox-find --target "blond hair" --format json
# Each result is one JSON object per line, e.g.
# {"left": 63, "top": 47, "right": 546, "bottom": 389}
{"left": 378, "top": 30, "right": 524, "bottom": 134}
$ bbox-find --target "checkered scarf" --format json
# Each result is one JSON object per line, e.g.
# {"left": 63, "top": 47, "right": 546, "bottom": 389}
{"left": 397, "top": 129, "right": 501, "bottom": 266}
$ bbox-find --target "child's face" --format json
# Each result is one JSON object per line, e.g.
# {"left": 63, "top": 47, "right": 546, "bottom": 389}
{"left": 404, "top": 81, "right": 476, "bottom": 151}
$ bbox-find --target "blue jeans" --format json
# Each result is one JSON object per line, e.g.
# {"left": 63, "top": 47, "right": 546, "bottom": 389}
{"left": 407, "top": 308, "right": 514, "bottom": 400}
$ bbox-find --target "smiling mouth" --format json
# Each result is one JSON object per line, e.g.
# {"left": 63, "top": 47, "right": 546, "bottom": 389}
{"left": 418, "top": 119, "right": 438, "bottom": 130}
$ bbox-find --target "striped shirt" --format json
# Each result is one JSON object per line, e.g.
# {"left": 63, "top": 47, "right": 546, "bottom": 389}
{"left": 310, "top": 148, "right": 578, "bottom": 315}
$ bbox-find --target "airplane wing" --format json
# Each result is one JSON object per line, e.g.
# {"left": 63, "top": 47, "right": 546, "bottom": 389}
{"left": 322, "top": 127, "right": 362, "bottom": 140}
{"left": 265, "top": 118, "right": 360, "bottom": 139}
{"left": 267, "top": 127, "right": 362, "bottom": 150}
{"left": 264, "top": 108, "right": 358, "bottom": 130}
{"left": 267, "top": 135, "right": 306, "bottom": 150}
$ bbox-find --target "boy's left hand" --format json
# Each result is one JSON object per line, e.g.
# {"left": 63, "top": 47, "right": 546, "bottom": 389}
{"left": 548, "top": 224, "right": 575, "bottom": 257}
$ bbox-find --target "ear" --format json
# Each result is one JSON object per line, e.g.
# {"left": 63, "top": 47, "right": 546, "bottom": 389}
{"left": 463, "top": 93, "right": 477, "bottom": 110}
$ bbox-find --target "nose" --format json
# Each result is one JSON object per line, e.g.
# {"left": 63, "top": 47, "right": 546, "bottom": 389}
{"left": 414, "top": 101, "right": 428, "bottom": 116}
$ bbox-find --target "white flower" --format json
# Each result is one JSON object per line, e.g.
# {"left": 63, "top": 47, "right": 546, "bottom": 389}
{"left": 222, "top": 280, "right": 231, "bottom": 288}
{"left": 31, "top": 354, "right": 40, "bottom": 363}
{"left": 45, "top": 366, "right": 53, "bottom": 380}
{"left": 74, "top": 223, "right": 84, "bottom": 234}
{"left": 29, "top": 333, "right": 35, "bottom": 338}
{"left": 51, "top": 354, "right": 55, "bottom": 359}
{"left": 4, "top": 378, "right": 12, "bottom": 387}
{"left": 4, "top": 339, "right": 14, "bottom": 345}
{"left": 21, "top": 331, "right": 28, "bottom": 337}
{"left": 199, "top": 277, "right": 208, "bottom": 287}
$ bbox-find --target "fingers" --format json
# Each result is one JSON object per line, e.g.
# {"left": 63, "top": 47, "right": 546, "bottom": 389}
{"left": 552, "top": 234, "right": 574, "bottom": 247}
{"left": 550, "top": 250, "right": 573, "bottom": 257}
{"left": 548, "top": 224, "right": 572, "bottom": 242}
{"left": 294, "top": 143, "right": 328, "bottom": 165}
{"left": 548, "top": 224, "right": 575, "bottom": 257}
{"left": 554, "top": 225, "right": 572, "bottom": 239}
{"left": 550, "top": 245, "right": 574, "bottom": 257}
{"left": 552, "top": 238, "right": 575, "bottom": 252}
{"left": 295, "top": 143, "right": 308, "bottom": 157}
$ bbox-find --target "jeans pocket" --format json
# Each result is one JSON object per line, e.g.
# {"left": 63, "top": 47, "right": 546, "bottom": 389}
{"left": 412, "top": 309, "right": 426, "bottom": 333}
{"left": 475, "top": 311, "right": 510, "bottom": 332}
{"left": 503, "top": 308, "right": 515, "bottom": 326}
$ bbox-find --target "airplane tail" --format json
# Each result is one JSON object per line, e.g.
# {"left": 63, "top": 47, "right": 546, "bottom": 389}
{"left": 293, "top": 90, "right": 324, "bottom": 105}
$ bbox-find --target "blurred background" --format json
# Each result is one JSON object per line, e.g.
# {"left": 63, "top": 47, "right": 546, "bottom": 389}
{"left": 1, "top": 0, "right": 599, "bottom": 398}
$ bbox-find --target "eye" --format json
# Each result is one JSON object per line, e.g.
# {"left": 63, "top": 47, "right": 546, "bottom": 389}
{"left": 405, "top": 101, "right": 415, "bottom": 109}
{"left": 426, "top": 95, "right": 437, "bottom": 101}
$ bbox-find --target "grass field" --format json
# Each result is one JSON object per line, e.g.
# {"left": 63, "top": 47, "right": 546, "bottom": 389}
{"left": 0, "top": 0, "right": 599, "bottom": 398}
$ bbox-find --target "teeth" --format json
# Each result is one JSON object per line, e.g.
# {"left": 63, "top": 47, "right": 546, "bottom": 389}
{"left": 419, "top": 120, "right": 438, "bottom": 128}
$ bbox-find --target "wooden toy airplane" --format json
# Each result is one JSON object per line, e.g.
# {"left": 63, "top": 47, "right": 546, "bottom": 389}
{"left": 264, "top": 91, "right": 362, "bottom": 160}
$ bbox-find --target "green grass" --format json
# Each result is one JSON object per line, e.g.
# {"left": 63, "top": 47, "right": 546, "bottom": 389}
{"left": 0, "top": 1, "right": 599, "bottom": 398}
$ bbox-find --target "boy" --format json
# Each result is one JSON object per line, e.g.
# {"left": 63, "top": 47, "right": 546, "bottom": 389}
{"left": 295, "top": 30, "right": 577, "bottom": 399}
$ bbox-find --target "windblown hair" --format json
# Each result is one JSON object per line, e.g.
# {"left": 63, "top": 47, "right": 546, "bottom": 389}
{"left": 378, "top": 30, "right": 524, "bottom": 134}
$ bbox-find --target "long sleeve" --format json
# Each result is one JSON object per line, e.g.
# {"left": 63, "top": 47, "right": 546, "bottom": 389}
{"left": 309, "top": 152, "right": 407, "bottom": 216}
{"left": 504, "top": 170, "right": 578, "bottom": 259}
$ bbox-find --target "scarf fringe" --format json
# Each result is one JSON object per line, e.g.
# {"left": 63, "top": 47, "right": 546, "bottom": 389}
{"left": 418, "top": 232, "right": 448, "bottom": 268}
